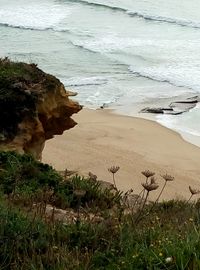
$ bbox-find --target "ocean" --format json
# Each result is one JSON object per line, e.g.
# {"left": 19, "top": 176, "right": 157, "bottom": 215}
{"left": 1, "top": 0, "right": 200, "bottom": 142}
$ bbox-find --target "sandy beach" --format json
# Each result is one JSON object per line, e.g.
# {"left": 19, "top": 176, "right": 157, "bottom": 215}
{"left": 43, "top": 109, "right": 200, "bottom": 201}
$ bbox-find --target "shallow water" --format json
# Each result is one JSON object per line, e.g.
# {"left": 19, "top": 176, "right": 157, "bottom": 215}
{"left": 1, "top": 0, "right": 200, "bottom": 139}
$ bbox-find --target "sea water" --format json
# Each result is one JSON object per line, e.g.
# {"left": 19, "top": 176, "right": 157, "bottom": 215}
{"left": 1, "top": 0, "right": 200, "bottom": 141}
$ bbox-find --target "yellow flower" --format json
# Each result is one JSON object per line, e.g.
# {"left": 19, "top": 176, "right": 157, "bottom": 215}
{"left": 159, "top": 253, "right": 163, "bottom": 257}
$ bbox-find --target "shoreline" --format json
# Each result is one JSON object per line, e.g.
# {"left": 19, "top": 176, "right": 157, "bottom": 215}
{"left": 43, "top": 108, "right": 200, "bottom": 201}
{"left": 110, "top": 93, "right": 200, "bottom": 148}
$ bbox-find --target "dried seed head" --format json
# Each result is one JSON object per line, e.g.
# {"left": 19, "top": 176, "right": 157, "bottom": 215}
{"left": 88, "top": 172, "right": 97, "bottom": 181}
{"left": 189, "top": 186, "right": 200, "bottom": 195}
{"left": 150, "top": 176, "right": 156, "bottom": 184}
{"left": 141, "top": 170, "right": 155, "bottom": 178}
{"left": 108, "top": 166, "right": 120, "bottom": 174}
{"left": 162, "top": 174, "right": 174, "bottom": 182}
{"left": 142, "top": 182, "right": 159, "bottom": 192}
{"left": 74, "top": 189, "right": 86, "bottom": 197}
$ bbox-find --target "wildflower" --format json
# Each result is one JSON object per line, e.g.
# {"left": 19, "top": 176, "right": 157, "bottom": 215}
{"left": 165, "top": 257, "right": 173, "bottom": 263}
{"left": 108, "top": 165, "right": 120, "bottom": 189}
{"left": 108, "top": 166, "right": 120, "bottom": 174}
{"left": 142, "top": 182, "right": 159, "bottom": 192}
{"left": 159, "top": 252, "right": 163, "bottom": 257}
{"left": 155, "top": 174, "right": 174, "bottom": 203}
{"left": 187, "top": 186, "right": 200, "bottom": 203}
{"left": 141, "top": 170, "right": 155, "bottom": 178}
{"left": 189, "top": 218, "right": 194, "bottom": 222}
{"left": 189, "top": 186, "right": 200, "bottom": 195}
{"left": 161, "top": 174, "right": 174, "bottom": 182}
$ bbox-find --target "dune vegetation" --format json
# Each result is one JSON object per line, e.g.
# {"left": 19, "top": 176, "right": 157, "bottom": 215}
{"left": 0, "top": 151, "right": 199, "bottom": 269}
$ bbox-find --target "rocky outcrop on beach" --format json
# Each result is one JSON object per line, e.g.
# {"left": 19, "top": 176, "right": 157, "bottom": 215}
{"left": 0, "top": 58, "right": 82, "bottom": 159}
{"left": 140, "top": 96, "right": 199, "bottom": 115}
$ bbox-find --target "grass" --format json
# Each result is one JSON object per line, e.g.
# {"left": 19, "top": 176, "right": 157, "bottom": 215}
{"left": 0, "top": 151, "right": 200, "bottom": 269}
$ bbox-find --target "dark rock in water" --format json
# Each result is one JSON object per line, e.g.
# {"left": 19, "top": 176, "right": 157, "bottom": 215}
{"left": 141, "top": 108, "right": 164, "bottom": 114}
{"left": 140, "top": 95, "right": 199, "bottom": 116}
{"left": 141, "top": 107, "right": 173, "bottom": 114}
{"left": 99, "top": 103, "right": 108, "bottom": 109}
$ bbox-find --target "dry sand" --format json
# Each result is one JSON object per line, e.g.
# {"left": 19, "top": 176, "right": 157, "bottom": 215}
{"left": 43, "top": 109, "right": 200, "bottom": 200}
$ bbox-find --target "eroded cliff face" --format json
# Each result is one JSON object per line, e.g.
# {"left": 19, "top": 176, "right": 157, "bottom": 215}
{"left": 0, "top": 59, "right": 82, "bottom": 159}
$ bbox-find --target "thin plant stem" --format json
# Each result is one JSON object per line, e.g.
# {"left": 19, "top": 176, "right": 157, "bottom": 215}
{"left": 139, "top": 189, "right": 146, "bottom": 210}
{"left": 139, "top": 177, "right": 149, "bottom": 209}
{"left": 134, "top": 190, "right": 149, "bottom": 224}
{"left": 187, "top": 194, "right": 193, "bottom": 204}
{"left": 112, "top": 173, "right": 117, "bottom": 189}
{"left": 131, "top": 188, "right": 145, "bottom": 210}
{"left": 155, "top": 181, "right": 167, "bottom": 204}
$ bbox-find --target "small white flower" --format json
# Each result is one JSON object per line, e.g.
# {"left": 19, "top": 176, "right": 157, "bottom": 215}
{"left": 165, "top": 257, "right": 173, "bottom": 263}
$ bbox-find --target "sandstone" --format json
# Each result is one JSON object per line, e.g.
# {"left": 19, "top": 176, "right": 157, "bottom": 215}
{"left": 0, "top": 59, "right": 82, "bottom": 159}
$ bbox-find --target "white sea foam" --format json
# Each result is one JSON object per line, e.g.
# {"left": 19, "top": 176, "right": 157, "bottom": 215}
{"left": 64, "top": 76, "right": 108, "bottom": 87}
{"left": 2, "top": 0, "right": 200, "bottom": 141}
{"left": 0, "top": 1, "right": 70, "bottom": 31}
{"left": 157, "top": 105, "right": 200, "bottom": 137}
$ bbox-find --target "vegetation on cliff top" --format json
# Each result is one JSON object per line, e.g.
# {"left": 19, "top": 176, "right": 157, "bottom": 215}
{"left": 0, "top": 151, "right": 200, "bottom": 269}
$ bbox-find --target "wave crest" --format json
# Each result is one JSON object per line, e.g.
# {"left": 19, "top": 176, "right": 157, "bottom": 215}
{"left": 128, "top": 11, "right": 200, "bottom": 29}
{"left": 67, "top": 0, "right": 200, "bottom": 29}
{"left": 129, "top": 67, "right": 194, "bottom": 91}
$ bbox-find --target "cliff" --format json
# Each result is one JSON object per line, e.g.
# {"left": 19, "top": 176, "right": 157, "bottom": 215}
{"left": 0, "top": 58, "right": 82, "bottom": 159}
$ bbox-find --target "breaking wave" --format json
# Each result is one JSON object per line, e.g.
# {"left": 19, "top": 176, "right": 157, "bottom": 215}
{"left": 129, "top": 67, "right": 195, "bottom": 91}
{"left": 66, "top": 0, "right": 200, "bottom": 29}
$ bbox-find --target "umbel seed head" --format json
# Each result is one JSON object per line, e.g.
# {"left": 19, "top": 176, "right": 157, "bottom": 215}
{"left": 162, "top": 174, "right": 174, "bottom": 182}
{"left": 142, "top": 182, "right": 159, "bottom": 192}
{"left": 189, "top": 186, "right": 200, "bottom": 195}
{"left": 141, "top": 170, "right": 155, "bottom": 178}
{"left": 108, "top": 166, "right": 120, "bottom": 174}
{"left": 150, "top": 176, "right": 156, "bottom": 184}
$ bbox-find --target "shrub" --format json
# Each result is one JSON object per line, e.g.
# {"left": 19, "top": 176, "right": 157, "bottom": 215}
{"left": 0, "top": 151, "right": 61, "bottom": 195}
{"left": 55, "top": 175, "right": 122, "bottom": 210}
